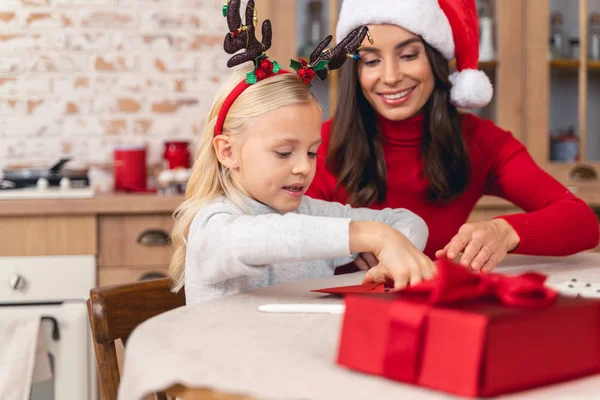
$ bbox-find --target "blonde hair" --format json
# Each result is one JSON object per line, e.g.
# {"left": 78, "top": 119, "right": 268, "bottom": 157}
{"left": 169, "top": 65, "right": 318, "bottom": 292}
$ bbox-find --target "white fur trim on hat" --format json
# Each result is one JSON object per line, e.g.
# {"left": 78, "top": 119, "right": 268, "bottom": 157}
{"left": 336, "top": 0, "right": 455, "bottom": 60}
{"left": 449, "top": 69, "right": 493, "bottom": 109}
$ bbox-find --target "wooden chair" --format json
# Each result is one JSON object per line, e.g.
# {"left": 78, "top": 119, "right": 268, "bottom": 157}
{"left": 87, "top": 277, "right": 186, "bottom": 400}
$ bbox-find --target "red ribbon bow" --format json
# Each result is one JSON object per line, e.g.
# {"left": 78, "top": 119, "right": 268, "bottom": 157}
{"left": 405, "top": 259, "right": 558, "bottom": 308}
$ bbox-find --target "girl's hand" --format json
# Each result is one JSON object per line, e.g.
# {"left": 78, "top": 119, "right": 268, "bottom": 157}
{"left": 354, "top": 252, "right": 378, "bottom": 271}
{"left": 435, "top": 219, "right": 520, "bottom": 273}
{"left": 359, "top": 227, "right": 436, "bottom": 291}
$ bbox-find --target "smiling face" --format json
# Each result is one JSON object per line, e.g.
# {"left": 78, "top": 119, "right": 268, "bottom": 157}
{"left": 218, "top": 101, "right": 323, "bottom": 213}
{"left": 357, "top": 24, "right": 435, "bottom": 121}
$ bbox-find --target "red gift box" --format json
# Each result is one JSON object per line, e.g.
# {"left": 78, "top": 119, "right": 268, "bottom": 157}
{"left": 336, "top": 261, "right": 600, "bottom": 398}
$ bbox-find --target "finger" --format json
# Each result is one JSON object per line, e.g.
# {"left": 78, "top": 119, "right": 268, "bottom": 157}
{"left": 362, "top": 252, "right": 379, "bottom": 268}
{"left": 354, "top": 255, "right": 370, "bottom": 271}
{"left": 421, "top": 257, "right": 437, "bottom": 280}
{"left": 446, "top": 232, "right": 471, "bottom": 260}
{"left": 481, "top": 253, "right": 503, "bottom": 273}
{"left": 429, "top": 259, "right": 438, "bottom": 277}
{"left": 470, "top": 246, "right": 492, "bottom": 271}
{"left": 435, "top": 243, "right": 450, "bottom": 259}
{"left": 460, "top": 239, "right": 484, "bottom": 269}
{"left": 407, "top": 259, "right": 423, "bottom": 286}
{"left": 363, "top": 267, "right": 387, "bottom": 285}
{"left": 389, "top": 266, "right": 410, "bottom": 292}
{"left": 362, "top": 268, "right": 374, "bottom": 284}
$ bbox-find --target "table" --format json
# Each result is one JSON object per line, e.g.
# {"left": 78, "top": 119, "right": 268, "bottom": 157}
{"left": 118, "top": 254, "right": 600, "bottom": 400}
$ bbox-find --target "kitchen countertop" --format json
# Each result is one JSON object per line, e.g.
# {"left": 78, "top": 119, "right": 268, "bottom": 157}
{"left": 0, "top": 193, "right": 186, "bottom": 216}
{"left": 1, "top": 185, "right": 600, "bottom": 217}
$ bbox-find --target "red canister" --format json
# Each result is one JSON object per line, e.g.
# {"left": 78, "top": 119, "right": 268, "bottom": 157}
{"left": 163, "top": 141, "right": 191, "bottom": 170}
{"left": 113, "top": 145, "right": 147, "bottom": 192}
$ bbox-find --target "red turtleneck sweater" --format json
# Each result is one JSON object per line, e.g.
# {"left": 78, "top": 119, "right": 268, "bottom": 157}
{"left": 307, "top": 113, "right": 599, "bottom": 258}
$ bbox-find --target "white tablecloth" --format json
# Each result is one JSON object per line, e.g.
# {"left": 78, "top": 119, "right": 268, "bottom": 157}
{"left": 118, "top": 254, "right": 600, "bottom": 400}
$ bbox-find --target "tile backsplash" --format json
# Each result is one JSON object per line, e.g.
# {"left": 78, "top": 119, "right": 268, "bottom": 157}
{"left": 0, "top": 0, "right": 230, "bottom": 168}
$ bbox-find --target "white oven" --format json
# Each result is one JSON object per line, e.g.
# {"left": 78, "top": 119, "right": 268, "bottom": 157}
{"left": 0, "top": 255, "right": 98, "bottom": 400}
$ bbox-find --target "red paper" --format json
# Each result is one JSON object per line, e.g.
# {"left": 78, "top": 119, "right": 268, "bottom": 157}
{"left": 311, "top": 282, "right": 387, "bottom": 294}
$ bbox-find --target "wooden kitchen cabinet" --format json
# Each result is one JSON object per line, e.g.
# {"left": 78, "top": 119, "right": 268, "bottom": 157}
{"left": 0, "top": 194, "right": 183, "bottom": 288}
{"left": 0, "top": 215, "right": 96, "bottom": 256}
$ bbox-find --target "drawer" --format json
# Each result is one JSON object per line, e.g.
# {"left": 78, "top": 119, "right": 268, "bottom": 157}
{"left": 0, "top": 216, "right": 96, "bottom": 256}
{"left": 98, "top": 265, "right": 170, "bottom": 287}
{"left": 98, "top": 214, "right": 174, "bottom": 267}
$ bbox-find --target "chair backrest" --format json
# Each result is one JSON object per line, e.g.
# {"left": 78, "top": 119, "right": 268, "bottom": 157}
{"left": 87, "top": 277, "right": 186, "bottom": 400}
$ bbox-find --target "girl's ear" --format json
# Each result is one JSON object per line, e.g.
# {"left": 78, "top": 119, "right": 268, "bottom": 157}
{"left": 213, "top": 135, "right": 239, "bottom": 170}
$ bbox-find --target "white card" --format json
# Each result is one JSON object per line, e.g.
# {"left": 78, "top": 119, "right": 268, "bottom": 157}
{"left": 547, "top": 278, "right": 600, "bottom": 299}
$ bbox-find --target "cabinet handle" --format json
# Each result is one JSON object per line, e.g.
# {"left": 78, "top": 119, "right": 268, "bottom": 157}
{"left": 139, "top": 271, "right": 168, "bottom": 281}
{"left": 570, "top": 165, "right": 598, "bottom": 181}
{"left": 137, "top": 229, "right": 171, "bottom": 247}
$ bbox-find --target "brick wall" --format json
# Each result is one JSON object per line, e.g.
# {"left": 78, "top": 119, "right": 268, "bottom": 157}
{"left": 0, "top": 0, "right": 230, "bottom": 168}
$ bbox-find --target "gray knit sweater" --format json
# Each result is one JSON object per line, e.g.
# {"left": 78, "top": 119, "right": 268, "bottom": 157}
{"left": 184, "top": 195, "right": 429, "bottom": 304}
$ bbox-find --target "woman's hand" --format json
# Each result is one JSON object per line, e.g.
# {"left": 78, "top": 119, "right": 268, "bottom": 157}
{"left": 435, "top": 219, "right": 520, "bottom": 273}
{"left": 349, "top": 222, "right": 436, "bottom": 291}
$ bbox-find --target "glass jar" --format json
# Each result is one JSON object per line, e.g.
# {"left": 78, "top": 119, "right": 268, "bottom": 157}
{"left": 569, "top": 37, "right": 580, "bottom": 59}
{"left": 589, "top": 13, "right": 600, "bottom": 61}
{"left": 550, "top": 12, "right": 569, "bottom": 59}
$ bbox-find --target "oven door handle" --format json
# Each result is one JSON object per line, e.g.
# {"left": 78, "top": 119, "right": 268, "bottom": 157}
{"left": 41, "top": 316, "right": 60, "bottom": 341}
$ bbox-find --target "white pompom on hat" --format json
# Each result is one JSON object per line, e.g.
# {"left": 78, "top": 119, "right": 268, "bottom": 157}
{"left": 336, "top": 0, "right": 493, "bottom": 109}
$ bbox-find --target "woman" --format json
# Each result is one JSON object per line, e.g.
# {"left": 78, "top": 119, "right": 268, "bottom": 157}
{"left": 306, "top": 0, "right": 599, "bottom": 272}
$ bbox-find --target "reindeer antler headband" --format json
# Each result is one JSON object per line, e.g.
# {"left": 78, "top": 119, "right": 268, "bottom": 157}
{"left": 215, "top": 0, "right": 372, "bottom": 136}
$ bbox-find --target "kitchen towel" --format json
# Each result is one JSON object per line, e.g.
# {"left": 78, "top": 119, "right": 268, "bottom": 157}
{"left": 0, "top": 315, "right": 52, "bottom": 400}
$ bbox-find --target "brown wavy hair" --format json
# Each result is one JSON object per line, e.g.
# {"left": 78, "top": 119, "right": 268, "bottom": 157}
{"left": 327, "top": 41, "right": 469, "bottom": 206}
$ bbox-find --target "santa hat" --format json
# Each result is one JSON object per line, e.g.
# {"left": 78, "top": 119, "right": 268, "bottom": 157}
{"left": 336, "top": 0, "right": 493, "bottom": 109}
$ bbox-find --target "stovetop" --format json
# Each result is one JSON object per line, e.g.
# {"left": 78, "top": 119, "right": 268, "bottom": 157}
{"left": 1, "top": 158, "right": 89, "bottom": 190}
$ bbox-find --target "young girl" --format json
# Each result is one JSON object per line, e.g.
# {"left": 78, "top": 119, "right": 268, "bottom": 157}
{"left": 168, "top": 1, "right": 435, "bottom": 305}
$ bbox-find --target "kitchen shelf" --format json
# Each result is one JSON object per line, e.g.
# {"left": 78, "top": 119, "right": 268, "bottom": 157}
{"left": 550, "top": 59, "right": 600, "bottom": 70}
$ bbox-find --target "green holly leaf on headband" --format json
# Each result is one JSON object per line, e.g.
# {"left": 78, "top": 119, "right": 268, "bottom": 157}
{"left": 273, "top": 60, "right": 281, "bottom": 73}
{"left": 255, "top": 53, "right": 267, "bottom": 63}
{"left": 313, "top": 60, "right": 329, "bottom": 71}
{"left": 246, "top": 70, "right": 257, "bottom": 84}
{"left": 222, "top": 4, "right": 228, "bottom": 17}
{"left": 290, "top": 59, "right": 304, "bottom": 72}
